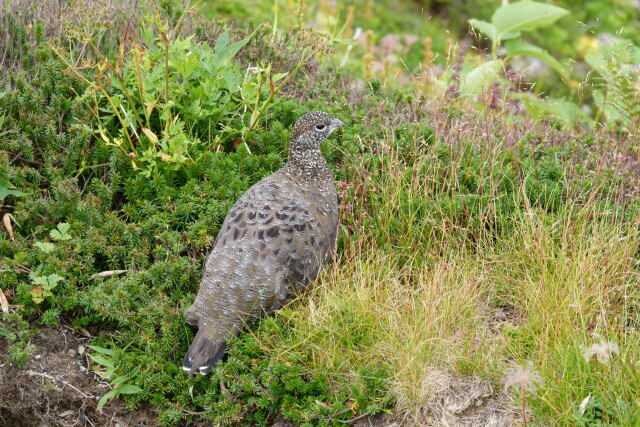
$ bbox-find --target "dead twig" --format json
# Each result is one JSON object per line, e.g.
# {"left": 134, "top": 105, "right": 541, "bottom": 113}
{"left": 90, "top": 269, "right": 130, "bottom": 279}
{"left": 27, "top": 370, "right": 96, "bottom": 400}
{"left": 2, "top": 213, "right": 15, "bottom": 241}
{"left": 337, "top": 412, "right": 372, "bottom": 424}
{"left": 322, "top": 407, "right": 352, "bottom": 420}
{"left": 0, "top": 288, "right": 8, "bottom": 313}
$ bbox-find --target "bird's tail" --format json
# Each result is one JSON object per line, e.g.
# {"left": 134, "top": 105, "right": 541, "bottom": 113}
{"left": 182, "top": 329, "right": 226, "bottom": 376}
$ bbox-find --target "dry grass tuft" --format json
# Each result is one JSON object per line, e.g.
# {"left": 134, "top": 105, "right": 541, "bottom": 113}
{"left": 265, "top": 104, "right": 640, "bottom": 423}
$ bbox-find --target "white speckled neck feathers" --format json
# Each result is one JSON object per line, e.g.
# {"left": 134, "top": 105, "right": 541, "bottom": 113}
{"left": 284, "top": 144, "right": 332, "bottom": 182}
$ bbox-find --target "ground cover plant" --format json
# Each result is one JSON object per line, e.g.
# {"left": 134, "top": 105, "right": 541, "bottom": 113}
{"left": 1, "top": 0, "right": 640, "bottom": 426}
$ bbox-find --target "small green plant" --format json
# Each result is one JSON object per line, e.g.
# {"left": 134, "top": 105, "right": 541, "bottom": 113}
{"left": 23, "top": 223, "right": 72, "bottom": 304}
{"left": 0, "top": 313, "right": 37, "bottom": 367}
{"left": 88, "top": 345, "right": 143, "bottom": 411}
{"left": 586, "top": 38, "right": 640, "bottom": 132}
{"left": 5, "top": 341, "right": 36, "bottom": 367}
{"left": 49, "top": 222, "right": 71, "bottom": 241}
{"left": 29, "top": 272, "right": 64, "bottom": 304}
{"left": 60, "top": 17, "right": 306, "bottom": 178}
{"left": 581, "top": 336, "right": 620, "bottom": 424}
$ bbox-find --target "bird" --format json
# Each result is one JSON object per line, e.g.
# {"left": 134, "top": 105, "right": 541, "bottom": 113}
{"left": 182, "top": 111, "right": 344, "bottom": 375}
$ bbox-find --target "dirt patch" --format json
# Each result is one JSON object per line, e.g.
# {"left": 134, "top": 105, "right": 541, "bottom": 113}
{"left": 419, "top": 368, "right": 515, "bottom": 426}
{"left": 0, "top": 326, "right": 157, "bottom": 427}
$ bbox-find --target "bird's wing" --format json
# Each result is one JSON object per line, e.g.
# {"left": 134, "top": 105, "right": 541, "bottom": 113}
{"left": 185, "top": 171, "right": 337, "bottom": 341}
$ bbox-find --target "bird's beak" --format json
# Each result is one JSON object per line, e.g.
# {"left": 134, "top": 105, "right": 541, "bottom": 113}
{"left": 329, "top": 118, "right": 344, "bottom": 134}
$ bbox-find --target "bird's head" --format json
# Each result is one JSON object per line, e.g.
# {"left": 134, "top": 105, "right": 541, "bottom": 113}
{"left": 289, "top": 111, "right": 344, "bottom": 152}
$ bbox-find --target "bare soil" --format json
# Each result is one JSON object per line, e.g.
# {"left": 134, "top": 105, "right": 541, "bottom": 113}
{"left": 0, "top": 326, "right": 157, "bottom": 427}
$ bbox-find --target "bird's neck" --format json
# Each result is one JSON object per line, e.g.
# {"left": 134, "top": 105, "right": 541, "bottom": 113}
{"left": 284, "top": 148, "right": 332, "bottom": 182}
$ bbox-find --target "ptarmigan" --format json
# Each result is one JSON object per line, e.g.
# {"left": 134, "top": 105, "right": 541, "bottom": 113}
{"left": 183, "top": 112, "right": 343, "bottom": 375}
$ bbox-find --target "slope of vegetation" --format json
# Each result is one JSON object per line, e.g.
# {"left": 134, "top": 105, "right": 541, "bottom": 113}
{"left": 1, "top": 0, "right": 639, "bottom": 425}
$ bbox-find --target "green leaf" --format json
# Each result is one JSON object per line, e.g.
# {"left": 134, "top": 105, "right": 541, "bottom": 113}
{"left": 515, "top": 93, "right": 593, "bottom": 129}
{"left": 214, "top": 31, "right": 230, "bottom": 52}
{"left": 89, "top": 354, "right": 115, "bottom": 369}
{"left": 116, "top": 384, "right": 143, "bottom": 394}
{"left": 30, "top": 287, "right": 44, "bottom": 304}
{"left": 504, "top": 40, "right": 569, "bottom": 80}
{"left": 592, "top": 89, "right": 624, "bottom": 124}
{"left": 110, "top": 376, "right": 129, "bottom": 386}
{"left": 88, "top": 345, "right": 116, "bottom": 356}
{"left": 34, "top": 242, "right": 56, "bottom": 253}
{"left": 492, "top": 1, "right": 569, "bottom": 41}
{"left": 0, "top": 114, "right": 8, "bottom": 137}
{"left": 11, "top": 251, "right": 27, "bottom": 265}
{"left": 96, "top": 389, "right": 118, "bottom": 411}
{"left": 30, "top": 273, "right": 49, "bottom": 287}
{"left": 42, "top": 274, "right": 63, "bottom": 290}
{"left": 500, "top": 31, "right": 523, "bottom": 41}
{"left": 460, "top": 59, "right": 504, "bottom": 96}
{"left": 50, "top": 222, "right": 71, "bottom": 241}
{"left": 272, "top": 72, "right": 288, "bottom": 84}
{"left": 0, "top": 176, "right": 25, "bottom": 201}
{"left": 215, "top": 29, "right": 257, "bottom": 64}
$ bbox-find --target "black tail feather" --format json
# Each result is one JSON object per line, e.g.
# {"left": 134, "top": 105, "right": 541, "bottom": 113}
{"left": 182, "top": 330, "right": 226, "bottom": 376}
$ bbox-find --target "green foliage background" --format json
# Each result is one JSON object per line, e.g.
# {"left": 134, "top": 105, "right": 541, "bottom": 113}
{"left": 1, "top": 0, "right": 639, "bottom": 425}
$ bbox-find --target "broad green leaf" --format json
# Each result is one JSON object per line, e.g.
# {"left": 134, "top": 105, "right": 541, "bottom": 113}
{"left": 593, "top": 89, "right": 624, "bottom": 124}
{"left": 215, "top": 29, "right": 257, "bottom": 64}
{"left": 96, "top": 389, "right": 118, "bottom": 411}
{"left": 492, "top": 1, "right": 569, "bottom": 40}
{"left": 214, "top": 31, "right": 230, "bottom": 52}
{"left": 500, "top": 31, "right": 523, "bottom": 41}
{"left": 460, "top": 59, "right": 504, "bottom": 96}
{"left": 515, "top": 93, "right": 592, "bottom": 128}
{"left": 0, "top": 176, "right": 25, "bottom": 201}
{"left": 0, "top": 187, "right": 24, "bottom": 200}
{"left": 117, "top": 384, "right": 143, "bottom": 394}
{"left": 505, "top": 40, "right": 569, "bottom": 79}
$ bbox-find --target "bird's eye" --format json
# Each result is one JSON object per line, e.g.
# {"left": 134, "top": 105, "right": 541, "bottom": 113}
{"left": 315, "top": 124, "right": 326, "bottom": 131}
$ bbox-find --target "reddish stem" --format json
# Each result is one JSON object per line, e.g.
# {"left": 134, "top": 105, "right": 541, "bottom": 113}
{"left": 521, "top": 385, "right": 528, "bottom": 427}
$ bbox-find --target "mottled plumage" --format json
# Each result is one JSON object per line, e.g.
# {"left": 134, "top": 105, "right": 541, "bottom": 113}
{"left": 183, "top": 112, "right": 343, "bottom": 375}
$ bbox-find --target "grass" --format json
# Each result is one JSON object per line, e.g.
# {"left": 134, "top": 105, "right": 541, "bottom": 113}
{"left": 264, "top": 124, "right": 640, "bottom": 424}
{"left": 1, "top": 0, "right": 640, "bottom": 425}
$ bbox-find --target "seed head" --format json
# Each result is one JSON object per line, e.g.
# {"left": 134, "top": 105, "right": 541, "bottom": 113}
{"left": 582, "top": 338, "right": 619, "bottom": 364}
{"left": 504, "top": 361, "right": 543, "bottom": 394}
